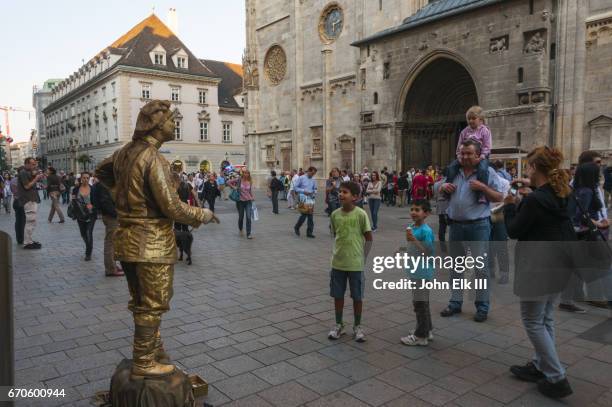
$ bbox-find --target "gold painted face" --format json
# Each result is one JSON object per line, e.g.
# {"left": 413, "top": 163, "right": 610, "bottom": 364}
{"left": 159, "top": 113, "right": 176, "bottom": 143}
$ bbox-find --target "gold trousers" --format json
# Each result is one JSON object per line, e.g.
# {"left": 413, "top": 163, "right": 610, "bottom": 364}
{"left": 121, "top": 262, "right": 174, "bottom": 327}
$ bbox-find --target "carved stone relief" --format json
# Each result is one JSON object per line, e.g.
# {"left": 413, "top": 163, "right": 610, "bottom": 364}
{"left": 242, "top": 51, "right": 259, "bottom": 89}
{"left": 489, "top": 35, "right": 509, "bottom": 53}
{"left": 524, "top": 30, "right": 547, "bottom": 54}
{"left": 264, "top": 45, "right": 287, "bottom": 85}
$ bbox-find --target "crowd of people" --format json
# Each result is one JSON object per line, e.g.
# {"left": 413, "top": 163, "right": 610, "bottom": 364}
{"left": 1, "top": 104, "right": 611, "bottom": 400}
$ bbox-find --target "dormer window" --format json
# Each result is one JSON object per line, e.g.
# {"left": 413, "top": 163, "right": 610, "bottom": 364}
{"left": 150, "top": 44, "right": 167, "bottom": 66}
{"left": 154, "top": 53, "right": 165, "bottom": 65}
{"left": 171, "top": 49, "right": 189, "bottom": 69}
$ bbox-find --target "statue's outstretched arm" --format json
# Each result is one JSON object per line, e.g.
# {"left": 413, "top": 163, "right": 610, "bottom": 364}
{"left": 148, "top": 156, "right": 215, "bottom": 226}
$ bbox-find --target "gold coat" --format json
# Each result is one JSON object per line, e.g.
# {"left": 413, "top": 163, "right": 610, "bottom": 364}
{"left": 97, "top": 135, "right": 214, "bottom": 264}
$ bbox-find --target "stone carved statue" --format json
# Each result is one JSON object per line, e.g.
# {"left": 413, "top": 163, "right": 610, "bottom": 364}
{"left": 525, "top": 32, "right": 546, "bottom": 54}
{"left": 97, "top": 100, "right": 218, "bottom": 380}
{"left": 490, "top": 37, "right": 507, "bottom": 53}
{"left": 242, "top": 52, "right": 259, "bottom": 89}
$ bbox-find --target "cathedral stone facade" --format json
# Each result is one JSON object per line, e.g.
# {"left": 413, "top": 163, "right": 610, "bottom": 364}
{"left": 244, "top": 0, "right": 612, "bottom": 184}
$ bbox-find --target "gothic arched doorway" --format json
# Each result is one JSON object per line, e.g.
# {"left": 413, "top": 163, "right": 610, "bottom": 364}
{"left": 401, "top": 57, "right": 478, "bottom": 170}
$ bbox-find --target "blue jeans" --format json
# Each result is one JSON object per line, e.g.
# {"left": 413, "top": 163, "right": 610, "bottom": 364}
{"left": 448, "top": 219, "right": 491, "bottom": 313}
{"left": 521, "top": 295, "right": 566, "bottom": 383}
{"left": 368, "top": 198, "right": 381, "bottom": 230}
{"left": 236, "top": 200, "right": 252, "bottom": 235}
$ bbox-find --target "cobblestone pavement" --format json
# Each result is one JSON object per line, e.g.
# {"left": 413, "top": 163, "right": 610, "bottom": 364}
{"left": 1, "top": 195, "right": 611, "bottom": 407}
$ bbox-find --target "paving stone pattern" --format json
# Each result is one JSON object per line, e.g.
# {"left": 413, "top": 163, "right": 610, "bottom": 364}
{"left": 1, "top": 195, "right": 611, "bottom": 406}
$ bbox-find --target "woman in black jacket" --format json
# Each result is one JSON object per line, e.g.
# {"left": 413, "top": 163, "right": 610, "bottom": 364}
{"left": 71, "top": 172, "right": 97, "bottom": 261}
{"left": 202, "top": 175, "right": 220, "bottom": 213}
{"left": 503, "top": 146, "right": 575, "bottom": 399}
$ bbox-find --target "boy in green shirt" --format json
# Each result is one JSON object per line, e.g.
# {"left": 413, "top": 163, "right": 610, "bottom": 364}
{"left": 329, "top": 181, "right": 373, "bottom": 342}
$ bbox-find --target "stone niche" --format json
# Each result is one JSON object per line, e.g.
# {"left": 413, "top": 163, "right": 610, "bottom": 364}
{"left": 523, "top": 29, "right": 547, "bottom": 54}
{"left": 588, "top": 115, "right": 612, "bottom": 151}
{"left": 310, "top": 126, "right": 323, "bottom": 160}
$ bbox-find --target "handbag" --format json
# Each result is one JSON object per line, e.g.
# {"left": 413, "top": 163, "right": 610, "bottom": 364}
{"left": 68, "top": 198, "right": 90, "bottom": 222}
{"left": 229, "top": 179, "right": 241, "bottom": 202}
{"left": 571, "top": 194, "right": 612, "bottom": 283}
{"left": 297, "top": 194, "right": 315, "bottom": 215}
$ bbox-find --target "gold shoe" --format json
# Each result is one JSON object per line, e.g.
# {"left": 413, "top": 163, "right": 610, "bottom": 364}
{"left": 131, "top": 361, "right": 175, "bottom": 379}
{"left": 132, "top": 324, "right": 175, "bottom": 379}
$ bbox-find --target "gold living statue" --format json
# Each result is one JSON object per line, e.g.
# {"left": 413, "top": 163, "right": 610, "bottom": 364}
{"left": 97, "top": 100, "right": 218, "bottom": 379}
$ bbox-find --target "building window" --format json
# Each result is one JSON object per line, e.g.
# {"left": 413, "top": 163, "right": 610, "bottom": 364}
{"left": 373, "top": 92, "right": 379, "bottom": 105}
{"left": 198, "top": 89, "right": 207, "bottom": 104}
{"left": 171, "top": 87, "right": 180, "bottom": 102}
{"left": 222, "top": 122, "right": 232, "bottom": 143}
{"left": 199, "top": 121, "right": 209, "bottom": 141}
{"left": 154, "top": 53, "right": 165, "bottom": 65}
{"left": 379, "top": 0, "right": 383, "bottom": 11}
{"left": 360, "top": 68, "right": 366, "bottom": 90}
{"left": 174, "top": 120, "right": 181, "bottom": 140}
{"left": 111, "top": 82, "right": 116, "bottom": 97}
{"left": 518, "top": 68, "right": 524, "bottom": 84}
{"left": 371, "top": 144, "right": 375, "bottom": 156}
{"left": 383, "top": 62, "right": 390, "bottom": 79}
{"left": 142, "top": 83, "right": 151, "bottom": 99}
{"left": 550, "top": 43, "right": 556, "bottom": 60}
{"left": 177, "top": 57, "right": 187, "bottom": 68}
{"left": 529, "top": 0, "right": 534, "bottom": 14}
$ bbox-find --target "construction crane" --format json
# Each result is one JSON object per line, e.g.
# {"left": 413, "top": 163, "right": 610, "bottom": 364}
{"left": 0, "top": 105, "right": 34, "bottom": 143}
{"left": 0, "top": 105, "right": 34, "bottom": 169}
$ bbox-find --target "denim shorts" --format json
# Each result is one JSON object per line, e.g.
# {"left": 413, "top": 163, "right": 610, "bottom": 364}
{"left": 330, "top": 269, "right": 365, "bottom": 300}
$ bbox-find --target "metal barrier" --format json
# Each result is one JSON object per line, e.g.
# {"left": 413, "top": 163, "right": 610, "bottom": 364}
{"left": 0, "top": 231, "right": 13, "bottom": 407}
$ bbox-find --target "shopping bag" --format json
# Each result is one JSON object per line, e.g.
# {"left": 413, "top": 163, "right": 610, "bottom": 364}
{"left": 252, "top": 203, "right": 259, "bottom": 221}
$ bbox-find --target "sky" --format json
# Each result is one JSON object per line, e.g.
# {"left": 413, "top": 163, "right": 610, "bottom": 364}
{"left": 0, "top": 0, "right": 246, "bottom": 143}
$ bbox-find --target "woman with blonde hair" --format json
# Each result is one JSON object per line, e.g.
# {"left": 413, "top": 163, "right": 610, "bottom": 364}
{"left": 503, "top": 146, "right": 575, "bottom": 399}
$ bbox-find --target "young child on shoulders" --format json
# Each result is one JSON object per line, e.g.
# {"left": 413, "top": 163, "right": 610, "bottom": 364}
{"left": 401, "top": 199, "right": 435, "bottom": 346}
{"left": 328, "top": 181, "right": 373, "bottom": 343}
{"left": 446, "top": 106, "right": 492, "bottom": 203}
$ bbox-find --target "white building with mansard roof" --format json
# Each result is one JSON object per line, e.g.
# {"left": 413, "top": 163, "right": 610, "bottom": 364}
{"left": 43, "top": 13, "right": 245, "bottom": 174}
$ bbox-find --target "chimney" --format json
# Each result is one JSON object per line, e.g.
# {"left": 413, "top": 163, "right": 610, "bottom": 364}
{"left": 167, "top": 8, "right": 179, "bottom": 35}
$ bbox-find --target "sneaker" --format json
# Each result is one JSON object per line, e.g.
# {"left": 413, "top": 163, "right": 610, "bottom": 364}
{"left": 306, "top": 234, "right": 316, "bottom": 239}
{"left": 408, "top": 330, "right": 434, "bottom": 341}
{"left": 537, "top": 378, "right": 573, "bottom": 399}
{"left": 558, "top": 303, "right": 586, "bottom": 313}
{"left": 440, "top": 306, "right": 461, "bottom": 317}
{"left": 400, "top": 334, "right": 428, "bottom": 346}
{"left": 328, "top": 323, "right": 345, "bottom": 340}
{"left": 23, "top": 243, "right": 41, "bottom": 250}
{"left": 474, "top": 311, "right": 488, "bottom": 323}
{"left": 247, "top": 235, "right": 253, "bottom": 239}
{"left": 510, "top": 361, "right": 545, "bottom": 382}
{"left": 84, "top": 255, "right": 92, "bottom": 261}
{"left": 353, "top": 325, "right": 366, "bottom": 342}
{"left": 585, "top": 300, "right": 609, "bottom": 309}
